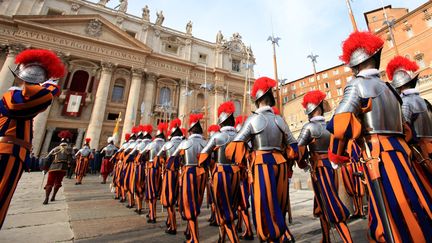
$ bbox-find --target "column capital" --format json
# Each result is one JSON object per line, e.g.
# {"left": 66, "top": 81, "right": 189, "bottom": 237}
{"left": 131, "top": 67, "right": 144, "bottom": 78}
{"left": 101, "top": 62, "right": 115, "bottom": 72}
{"left": 55, "top": 51, "right": 71, "bottom": 66}
{"left": 145, "top": 72, "right": 158, "bottom": 82}
{"left": 7, "top": 44, "right": 26, "bottom": 55}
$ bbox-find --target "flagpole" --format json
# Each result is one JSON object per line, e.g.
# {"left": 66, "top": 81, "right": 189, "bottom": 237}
{"left": 345, "top": 0, "right": 358, "bottom": 31}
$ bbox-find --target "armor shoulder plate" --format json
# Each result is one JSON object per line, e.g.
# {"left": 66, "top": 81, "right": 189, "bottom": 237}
{"left": 274, "top": 115, "right": 289, "bottom": 134}
{"left": 250, "top": 113, "right": 267, "bottom": 134}
{"left": 180, "top": 139, "right": 193, "bottom": 150}
{"left": 354, "top": 76, "right": 386, "bottom": 98}
{"left": 309, "top": 122, "right": 324, "bottom": 138}
{"left": 406, "top": 95, "right": 428, "bottom": 113}
{"left": 214, "top": 132, "right": 230, "bottom": 147}
{"left": 335, "top": 80, "right": 361, "bottom": 114}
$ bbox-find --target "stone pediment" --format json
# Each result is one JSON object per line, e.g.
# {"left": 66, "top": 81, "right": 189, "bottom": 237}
{"left": 12, "top": 14, "right": 152, "bottom": 53}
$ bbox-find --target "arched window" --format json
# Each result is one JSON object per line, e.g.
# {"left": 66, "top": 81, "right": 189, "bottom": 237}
{"left": 234, "top": 100, "right": 241, "bottom": 116}
{"left": 111, "top": 79, "right": 125, "bottom": 102}
{"left": 159, "top": 87, "right": 171, "bottom": 105}
{"left": 69, "top": 70, "right": 89, "bottom": 92}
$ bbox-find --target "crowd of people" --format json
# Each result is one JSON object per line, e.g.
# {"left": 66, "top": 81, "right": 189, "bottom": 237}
{"left": 0, "top": 30, "right": 431, "bottom": 243}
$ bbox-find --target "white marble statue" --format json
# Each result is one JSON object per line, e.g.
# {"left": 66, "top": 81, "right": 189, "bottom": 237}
{"left": 155, "top": 11, "right": 165, "bottom": 26}
{"left": 142, "top": 5, "right": 150, "bottom": 21}
{"left": 186, "top": 21, "right": 192, "bottom": 35}
{"left": 118, "top": 0, "right": 127, "bottom": 13}
{"left": 97, "top": 0, "right": 109, "bottom": 6}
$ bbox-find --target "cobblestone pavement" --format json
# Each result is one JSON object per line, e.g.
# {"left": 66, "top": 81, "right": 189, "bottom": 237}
{"left": 0, "top": 172, "right": 368, "bottom": 243}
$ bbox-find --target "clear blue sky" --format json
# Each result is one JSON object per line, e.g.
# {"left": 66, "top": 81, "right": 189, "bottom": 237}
{"left": 91, "top": 0, "right": 426, "bottom": 80}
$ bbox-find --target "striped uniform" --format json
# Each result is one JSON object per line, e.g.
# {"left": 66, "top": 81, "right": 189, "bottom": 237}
{"left": 74, "top": 147, "right": 93, "bottom": 184}
{"left": 0, "top": 82, "right": 60, "bottom": 229}
{"left": 328, "top": 103, "right": 432, "bottom": 242}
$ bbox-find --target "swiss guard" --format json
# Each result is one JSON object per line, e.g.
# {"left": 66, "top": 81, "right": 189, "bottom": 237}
{"left": 205, "top": 124, "right": 219, "bottom": 227}
{"left": 226, "top": 76, "right": 298, "bottom": 242}
{"left": 387, "top": 55, "right": 432, "bottom": 196}
{"left": 112, "top": 133, "right": 131, "bottom": 201}
{"left": 43, "top": 130, "right": 74, "bottom": 205}
{"left": 157, "top": 119, "right": 183, "bottom": 234}
{"left": 100, "top": 136, "right": 118, "bottom": 184}
{"left": 328, "top": 31, "right": 432, "bottom": 242}
{"left": 297, "top": 90, "right": 352, "bottom": 243}
{"left": 75, "top": 138, "right": 93, "bottom": 185}
{"left": 144, "top": 122, "right": 167, "bottom": 223}
{"left": 0, "top": 49, "right": 64, "bottom": 229}
{"left": 123, "top": 127, "right": 140, "bottom": 208}
{"left": 199, "top": 101, "right": 241, "bottom": 242}
{"left": 173, "top": 113, "right": 207, "bottom": 243}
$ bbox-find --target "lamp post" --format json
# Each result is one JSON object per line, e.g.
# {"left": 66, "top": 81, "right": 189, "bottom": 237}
{"left": 267, "top": 35, "right": 282, "bottom": 111}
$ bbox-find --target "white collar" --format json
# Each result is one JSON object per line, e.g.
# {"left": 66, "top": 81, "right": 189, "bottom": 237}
{"left": 401, "top": 88, "right": 419, "bottom": 97}
{"left": 255, "top": 106, "right": 272, "bottom": 114}
{"left": 170, "top": 136, "right": 182, "bottom": 141}
{"left": 154, "top": 137, "right": 164, "bottom": 142}
{"left": 220, "top": 126, "right": 236, "bottom": 132}
{"left": 310, "top": 116, "right": 325, "bottom": 122}
{"left": 189, "top": 134, "right": 203, "bottom": 139}
{"left": 357, "top": 68, "right": 380, "bottom": 78}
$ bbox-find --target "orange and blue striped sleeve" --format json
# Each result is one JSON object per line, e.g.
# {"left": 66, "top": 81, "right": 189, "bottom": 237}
{"left": 0, "top": 81, "right": 60, "bottom": 119}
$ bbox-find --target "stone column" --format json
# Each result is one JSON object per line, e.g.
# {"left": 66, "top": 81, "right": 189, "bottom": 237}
{"left": 178, "top": 79, "right": 188, "bottom": 124}
{"left": 75, "top": 128, "right": 86, "bottom": 148}
{"left": 86, "top": 62, "right": 114, "bottom": 149}
{"left": 0, "top": 44, "right": 24, "bottom": 97}
{"left": 140, "top": 72, "right": 157, "bottom": 124}
{"left": 32, "top": 107, "right": 52, "bottom": 156}
{"left": 40, "top": 127, "right": 56, "bottom": 156}
{"left": 121, "top": 68, "right": 143, "bottom": 142}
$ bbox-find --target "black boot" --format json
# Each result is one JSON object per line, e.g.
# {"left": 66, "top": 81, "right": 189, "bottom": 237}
{"left": 51, "top": 187, "right": 60, "bottom": 202}
{"left": 43, "top": 186, "right": 52, "bottom": 205}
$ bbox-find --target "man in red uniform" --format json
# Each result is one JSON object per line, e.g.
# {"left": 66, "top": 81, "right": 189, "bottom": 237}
{"left": 43, "top": 130, "right": 74, "bottom": 204}
{"left": 0, "top": 49, "right": 64, "bottom": 229}
{"left": 74, "top": 138, "right": 93, "bottom": 185}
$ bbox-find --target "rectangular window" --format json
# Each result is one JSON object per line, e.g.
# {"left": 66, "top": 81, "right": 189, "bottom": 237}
{"left": 333, "top": 69, "right": 339, "bottom": 75}
{"left": 317, "top": 75, "right": 321, "bottom": 81}
{"left": 300, "top": 81, "right": 305, "bottom": 87}
{"left": 292, "top": 93, "right": 296, "bottom": 99}
{"left": 107, "top": 113, "right": 119, "bottom": 121}
{"left": 47, "top": 8, "right": 63, "bottom": 15}
{"left": 232, "top": 59, "right": 241, "bottom": 72}
{"left": 126, "top": 30, "right": 136, "bottom": 38}
{"left": 111, "top": 85, "right": 124, "bottom": 102}
{"left": 337, "top": 88, "right": 343, "bottom": 96}
{"left": 291, "top": 85, "right": 296, "bottom": 91}
{"left": 335, "top": 79, "right": 341, "bottom": 86}
{"left": 165, "top": 44, "right": 179, "bottom": 54}
{"left": 322, "top": 73, "right": 328, "bottom": 78}
{"left": 346, "top": 76, "right": 353, "bottom": 82}
{"left": 309, "top": 77, "right": 315, "bottom": 83}
{"left": 325, "top": 82, "right": 330, "bottom": 89}
{"left": 407, "top": 29, "right": 414, "bottom": 38}
{"left": 344, "top": 67, "right": 351, "bottom": 73}
{"left": 198, "top": 53, "right": 207, "bottom": 64}
{"left": 326, "top": 91, "right": 332, "bottom": 99}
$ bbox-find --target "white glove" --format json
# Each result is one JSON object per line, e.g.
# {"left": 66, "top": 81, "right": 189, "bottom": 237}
{"left": 330, "top": 161, "right": 339, "bottom": 170}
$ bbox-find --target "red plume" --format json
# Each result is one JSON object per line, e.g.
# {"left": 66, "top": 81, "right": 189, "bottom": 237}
{"left": 169, "top": 118, "right": 182, "bottom": 130}
{"left": 85, "top": 138, "right": 91, "bottom": 144}
{"left": 125, "top": 133, "right": 131, "bottom": 141}
{"left": 208, "top": 124, "right": 220, "bottom": 133}
{"left": 141, "top": 124, "right": 153, "bottom": 134}
{"left": 217, "top": 101, "right": 235, "bottom": 117}
{"left": 272, "top": 106, "right": 280, "bottom": 115}
{"left": 157, "top": 122, "right": 168, "bottom": 133}
{"left": 235, "top": 115, "right": 247, "bottom": 128}
{"left": 302, "top": 90, "right": 326, "bottom": 109}
{"left": 58, "top": 130, "right": 73, "bottom": 139}
{"left": 251, "top": 77, "right": 276, "bottom": 99}
{"left": 131, "top": 126, "right": 140, "bottom": 134}
{"left": 339, "top": 31, "right": 384, "bottom": 65}
{"left": 189, "top": 113, "right": 204, "bottom": 126}
{"left": 15, "top": 49, "right": 66, "bottom": 78}
{"left": 386, "top": 56, "right": 419, "bottom": 80}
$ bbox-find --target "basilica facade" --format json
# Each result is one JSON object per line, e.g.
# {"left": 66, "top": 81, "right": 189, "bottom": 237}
{"left": 0, "top": 0, "right": 255, "bottom": 155}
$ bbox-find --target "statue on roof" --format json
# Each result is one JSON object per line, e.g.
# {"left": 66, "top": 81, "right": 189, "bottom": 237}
{"left": 142, "top": 5, "right": 150, "bottom": 21}
{"left": 155, "top": 11, "right": 165, "bottom": 26}
{"left": 118, "top": 0, "right": 128, "bottom": 13}
{"left": 97, "top": 0, "right": 109, "bottom": 6}
{"left": 186, "top": 21, "right": 193, "bottom": 35}
{"left": 216, "top": 30, "right": 224, "bottom": 44}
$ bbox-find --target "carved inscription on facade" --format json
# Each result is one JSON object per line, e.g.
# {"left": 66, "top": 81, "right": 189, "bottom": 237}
{"left": 146, "top": 59, "right": 189, "bottom": 75}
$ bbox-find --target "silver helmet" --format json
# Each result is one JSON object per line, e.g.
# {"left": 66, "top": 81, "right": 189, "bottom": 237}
{"left": 10, "top": 63, "right": 47, "bottom": 84}
{"left": 391, "top": 69, "right": 419, "bottom": 89}
{"left": 217, "top": 111, "right": 233, "bottom": 125}
{"left": 348, "top": 47, "right": 382, "bottom": 68}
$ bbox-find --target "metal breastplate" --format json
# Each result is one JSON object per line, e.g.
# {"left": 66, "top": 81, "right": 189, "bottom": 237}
{"left": 356, "top": 78, "right": 403, "bottom": 135}
{"left": 405, "top": 95, "right": 432, "bottom": 138}
{"left": 80, "top": 147, "right": 91, "bottom": 157}
{"left": 103, "top": 144, "right": 116, "bottom": 157}
{"left": 148, "top": 139, "right": 165, "bottom": 161}
{"left": 183, "top": 137, "right": 207, "bottom": 166}
{"left": 250, "top": 113, "right": 284, "bottom": 151}
{"left": 307, "top": 122, "right": 331, "bottom": 153}
{"left": 165, "top": 137, "right": 182, "bottom": 158}
{"left": 215, "top": 130, "right": 236, "bottom": 165}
